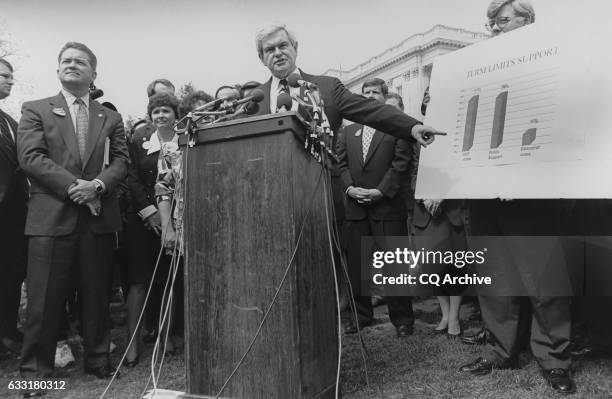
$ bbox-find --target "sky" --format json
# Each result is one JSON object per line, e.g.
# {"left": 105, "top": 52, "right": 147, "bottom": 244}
{"left": 0, "top": 0, "right": 577, "bottom": 120}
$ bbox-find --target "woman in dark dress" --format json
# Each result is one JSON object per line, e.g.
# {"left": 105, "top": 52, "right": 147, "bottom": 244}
{"left": 123, "top": 94, "right": 179, "bottom": 365}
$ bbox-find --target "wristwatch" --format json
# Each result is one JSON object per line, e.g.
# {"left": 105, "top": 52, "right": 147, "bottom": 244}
{"left": 93, "top": 180, "right": 104, "bottom": 195}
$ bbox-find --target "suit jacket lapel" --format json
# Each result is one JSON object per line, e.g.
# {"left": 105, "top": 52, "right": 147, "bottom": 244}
{"left": 260, "top": 79, "right": 272, "bottom": 115}
{"left": 82, "top": 100, "right": 106, "bottom": 169}
{"left": 0, "top": 111, "right": 17, "bottom": 166}
{"left": 347, "top": 124, "right": 364, "bottom": 168}
{"left": 296, "top": 70, "right": 309, "bottom": 105}
{"left": 364, "top": 129, "right": 384, "bottom": 166}
{"left": 50, "top": 93, "right": 82, "bottom": 168}
{"left": 0, "top": 110, "right": 16, "bottom": 154}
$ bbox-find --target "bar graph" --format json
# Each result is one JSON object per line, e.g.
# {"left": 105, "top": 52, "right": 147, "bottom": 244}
{"left": 452, "top": 67, "right": 559, "bottom": 165}
{"left": 522, "top": 119, "right": 538, "bottom": 146}
{"left": 462, "top": 90, "right": 479, "bottom": 151}
{"left": 490, "top": 85, "right": 509, "bottom": 149}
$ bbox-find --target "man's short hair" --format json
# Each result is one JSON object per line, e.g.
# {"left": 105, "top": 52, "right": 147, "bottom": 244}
{"left": 146, "top": 78, "right": 175, "bottom": 98}
{"left": 0, "top": 58, "right": 13, "bottom": 72}
{"left": 147, "top": 93, "right": 179, "bottom": 120}
{"left": 255, "top": 24, "right": 298, "bottom": 59}
{"left": 362, "top": 78, "right": 388, "bottom": 96}
{"left": 386, "top": 92, "right": 404, "bottom": 111}
{"left": 58, "top": 42, "right": 97, "bottom": 71}
{"left": 487, "top": 0, "right": 535, "bottom": 23}
{"left": 215, "top": 85, "right": 239, "bottom": 99}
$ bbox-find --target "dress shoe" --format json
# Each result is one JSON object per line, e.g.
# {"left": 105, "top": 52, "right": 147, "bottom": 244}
{"left": 542, "top": 369, "right": 576, "bottom": 394}
{"left": 342, "top": 319, "right": 371, "bottom": 334}
{"left": 459, "top": 357, "right": 515, "bottom": 376}
{"left": 461, "top": 328, "right": 488, "bottom": 345}
{"left": 122, "top": 355, "right": 140, "bottom": 368}
{"left": 343, "top": 321, "right": 357, "bottom": 334}
{"left": 84, "top": 364, "right": 119, "bottom": 379}
{"left": 142, "top": 329, "right": 157, "bottom": 344}
{"left": 396, "top": 324, "right": 413, "bottom": 337}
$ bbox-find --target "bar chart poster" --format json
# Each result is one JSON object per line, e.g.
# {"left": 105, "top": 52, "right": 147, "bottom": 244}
{"left": 416, "top": 18, "right": 612, "bottom": 199}
{"left": 453, "top": 67, "right": 564, "bottom": 165}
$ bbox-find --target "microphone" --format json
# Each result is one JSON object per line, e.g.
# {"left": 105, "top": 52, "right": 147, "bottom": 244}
{"left": 214, "top": 101, "right": 260, "bottom": 123}
{"left": 240, "top": 101, "right": 260, "bottom": 115}
{"left": 286, "top": 73, "right": 318, "bottom": 90}
{"left": 276, "top": 92, "right": 293, "bottom": 112}
{"left": 218, "top": 89, "right": 265, "bottom": 111}
{"left": 192, "top": 97, "right": 225, "bottom": 112}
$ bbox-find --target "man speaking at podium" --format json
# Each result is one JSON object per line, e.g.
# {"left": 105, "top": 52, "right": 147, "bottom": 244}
{"left": 253, "top": 23, "right": 442, "bottom": 144}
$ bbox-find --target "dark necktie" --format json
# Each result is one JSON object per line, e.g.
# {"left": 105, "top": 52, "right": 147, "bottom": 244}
{"left": 279, "top": 79, "right": 289, "bottom": 94}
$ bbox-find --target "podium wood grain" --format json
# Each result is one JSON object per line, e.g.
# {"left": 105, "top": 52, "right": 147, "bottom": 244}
{"left": 183, "top": 113, "right": 338, "bottom": 398}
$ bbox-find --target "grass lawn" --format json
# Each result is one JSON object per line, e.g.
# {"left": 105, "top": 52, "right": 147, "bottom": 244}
{"left": 1, "top": 298, "right": 610, "bottom": 398}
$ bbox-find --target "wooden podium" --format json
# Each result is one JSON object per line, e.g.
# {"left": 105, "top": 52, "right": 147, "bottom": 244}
{"left": 181, "top": 112, "right": 339, "bottom": 398}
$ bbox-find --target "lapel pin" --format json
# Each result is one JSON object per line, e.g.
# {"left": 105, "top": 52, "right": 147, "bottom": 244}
{"left": 142, "top": 141, "right": 152, "bottom": 150}
{"left": 355, "top": 130, "right": 361, "bottom": 137}
{"left": 98, "top": 113, "right": 103, "bottom": 117}
{"left": 52, "top": 107, "right": 66, "bottom": 117}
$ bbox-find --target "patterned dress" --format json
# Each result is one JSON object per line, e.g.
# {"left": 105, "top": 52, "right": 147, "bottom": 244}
{"left": 155, "top": 138, "right": 184, "bottom": 255}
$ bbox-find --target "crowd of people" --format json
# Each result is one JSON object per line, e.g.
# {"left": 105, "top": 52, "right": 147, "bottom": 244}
{"left": 0, "top": 0, "right": 610, "bottom": 397}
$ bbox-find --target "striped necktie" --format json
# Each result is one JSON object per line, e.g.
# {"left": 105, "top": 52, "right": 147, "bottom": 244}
{"left": 75, "top": 98, "right": 88, "bottom": 160}
{"left": 0, "top": 113, "right": 11, "bottom": 143}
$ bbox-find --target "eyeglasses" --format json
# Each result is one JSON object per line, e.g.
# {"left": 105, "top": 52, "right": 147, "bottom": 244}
{"left": 485, "top": 17, "right": 514, "bottom": 31}
{"left": 485, "top": 16, "right": 527, "bottom": 32}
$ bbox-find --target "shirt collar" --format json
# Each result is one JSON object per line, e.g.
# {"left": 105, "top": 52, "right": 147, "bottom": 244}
{"left": 147, "top": 130, "right": 178, "bottom": 155}
{"left": 61, "top": 88, "right": 90, "bottom": 109}
{"left": 271, "top": 67, "right": 300, "bottom": 92}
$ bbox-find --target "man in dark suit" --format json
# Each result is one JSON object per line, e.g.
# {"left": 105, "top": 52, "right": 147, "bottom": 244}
{"left": 253, "top": 24, "right": 441, "bottom": 144}
{"left": 16, "top": 42, "right": 129, "bottom": 384}
{"left": 0, "top": 58, "right": 29, "bottom": 357}
{"left": 459, "top": 1, "right": 575, "bottom": 395}
{"left": 336, "top": 78, "right": 415, "bottom": 336}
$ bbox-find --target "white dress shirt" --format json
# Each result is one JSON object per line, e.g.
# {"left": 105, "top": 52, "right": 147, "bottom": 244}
{"left": 61, "top": 88, "right": 90, "bottom": 132}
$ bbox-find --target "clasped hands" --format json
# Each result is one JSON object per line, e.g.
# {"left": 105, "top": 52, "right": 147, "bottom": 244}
{"left": 68, "top": 179, "right": 100, "bottom": 216}
{"left": 347, "top": 186, "right": 383, "bottom": 204}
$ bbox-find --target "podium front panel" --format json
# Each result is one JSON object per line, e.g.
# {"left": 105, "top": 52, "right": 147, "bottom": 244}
{"left": 182, "top": 114, "right": 338, "bottom": 398}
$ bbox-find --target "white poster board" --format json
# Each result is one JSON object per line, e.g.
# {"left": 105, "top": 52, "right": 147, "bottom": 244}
{"left": 416, "top": 17, "right": 612, "bottom": 199}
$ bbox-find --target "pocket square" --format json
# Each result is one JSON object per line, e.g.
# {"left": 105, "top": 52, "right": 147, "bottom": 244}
{"left": 52, "top": 107, "right": 66, "bottom": 117}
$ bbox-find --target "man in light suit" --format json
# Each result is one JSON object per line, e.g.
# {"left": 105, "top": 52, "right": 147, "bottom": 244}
{"left": 336, "top": 79, "right": 415, "bottom": 336}
{"left": 0, "top": 58, "right": 29, "bottom": 357}
{"left": 17, "top": 42, "right": 129, "bottom": 386}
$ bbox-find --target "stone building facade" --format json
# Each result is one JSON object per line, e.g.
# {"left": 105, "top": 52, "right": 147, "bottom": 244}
{"left": 323, "top": 25, "right": 489, "bottom": 118}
